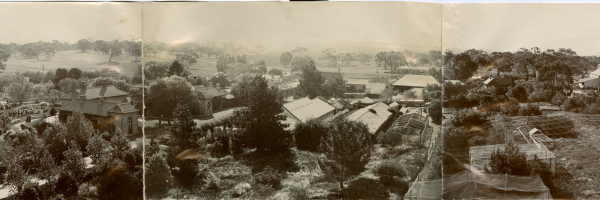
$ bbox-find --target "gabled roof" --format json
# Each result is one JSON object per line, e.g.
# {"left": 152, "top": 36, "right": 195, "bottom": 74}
{"left": 262, "top": 75, "right": 282, "bottom": 80}
{"left": 59, "top": 100, "right": 137, "bottom": 116}
{"left": 392, "top": 75, "right": 439, "bottom": 88}
{"left": 282, "top": 74, "right": 303, "bottom": 82}
{"left": 591, "top": 68, "right": 600, "bottom": 76}
{"left": 484, "top": 77, "right": 514, "bottom": 86}
{"left": 366, "top": 82, "right": 387, "bottom": 95}
{"left": 195, "top": 85, "right": 227, "bottom": 99}
{"left": 346, "top": 102, "right": 392, "bottom": 134}
{"left": 346, "top": 79, "right": 369, "bottom": 85}
{"left": 576, "top": 77, "right": 600, "bottom": 83}
{"left": 283, "top": 97, "right": 335, "bottom": 123}
{"left": 69, "top": 85, "right": 129, "bottom": 100}
{"left": 330, "top": 99, "right": 353, "bottom": 110}
{"left": 359, "top": 96, "right": 375, "bottom": 104}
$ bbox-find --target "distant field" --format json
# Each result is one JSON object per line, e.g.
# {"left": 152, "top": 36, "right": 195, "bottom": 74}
{"left": 147, "top": 52, "right": 439, "bottom": 79}
{"left": 3, "top": 50, "right": 141, "bottom": 76}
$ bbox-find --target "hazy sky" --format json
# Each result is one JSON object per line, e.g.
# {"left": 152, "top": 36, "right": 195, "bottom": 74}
{"left": 442, "top": 4, "right": 600, "bottom": 56}
{"left": 144, "top": 2, "right": 441, "bottom": 50}
{"left": 0, "top": 3, "right": 142, "bottom": 44}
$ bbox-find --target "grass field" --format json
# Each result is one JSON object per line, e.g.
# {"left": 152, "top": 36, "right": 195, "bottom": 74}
{"left": 146, "top": 52, "right": 439, "bottom": 79}
{"left": 4, "top": 50, "right": 141, "bottom": 76}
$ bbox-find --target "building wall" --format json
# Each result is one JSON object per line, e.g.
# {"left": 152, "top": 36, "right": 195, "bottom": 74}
{"left": 581, "top": 78, "right": 600, "bottom": 89}
{"left": 199, "top": 98, "right": 213, "bottom": 115}
{"left": 111, "top": 112, "right": 139, "bottom": 135}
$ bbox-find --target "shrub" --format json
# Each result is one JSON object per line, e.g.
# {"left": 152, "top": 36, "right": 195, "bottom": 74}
{"left": 55, "top": 172, "right": 79, "bottom": 198}
{"left": 443, "top": 127, "right": 470, "bottom": 150}
{"left": 145, "top": 154, "right": 172, "bottom": 194}
{"left": 451, "top": 108, "right": 488, "bottom": 127}
{"left": 507, "top": 85, "right": 528, "bottom": 102}
{"left": 373, "top": 161, "right": 407, "bottom": 187}
{"left": 518, "top": 103, "right": 542, "bottom": 116}
{"left": 377, "top": 127, "right": 404, "bottom": 147}
{"left": 500, "top": 101, "right": 520, "bottom": 116}
{"left": 254, "top": 166, "right": 284, "bottom": 188}
{"left": 293, "top": 118, "right": 329, "bottom": 152}
{"left": 486, "top": 141, "right": 530, "bottom": 176}
{"left": 429, "top": 99, "right": 442, "bottom": 124}
{"left": 583, "top": 103, "right": 600, "bottom": 114}
{"left": 342, "top": 177, "right": 389, "bottom": 199}
{"left": 551, "top": 93, "right": 567, "bottom": 106}
{"left": 49, "top": 107, "right": 57, "bottom": 116}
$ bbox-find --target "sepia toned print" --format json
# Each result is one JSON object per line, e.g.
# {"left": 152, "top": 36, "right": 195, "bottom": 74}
{"left": 0, "top": 3, "right": 143, "bottom": 200}
{"left": 142, "top": 2, "right": 442, "bottom": 199}
{"left": 442, "top": 4, "right": 600, "bottom": 199}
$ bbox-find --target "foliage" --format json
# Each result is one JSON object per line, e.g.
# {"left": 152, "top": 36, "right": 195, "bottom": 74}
{"left": 500, "top": 100, "right": 521, "bottom": 116}
{"left": 268, "top": 68, "right": 282, "bottom": 76}
{"left": 429, "top": 98, "right": 442, "bottom": 124}
{"left": 374, "top": 161, "right": 407, "bottom": 188}
{"left": 234, "top": 74, "right": 292, "bottom": 154}
{"left": 486, "top": 141, "right": 531, "bottom": 176}
{"left": 293, "top": 118, "right": 329, "bottom": 152}
{"left": 507, "top": 85, "right": 528, "bottom": 103}
{"left": 518, "top": 103, "right": 542, "bottom": 116}
{"left": 320, "top": 119, "right": 372, "bottom": 188}
{"left": 49, "top": 107, "right": 57, "bottom": 116}
{"left": 280, "top": 52, "right": 293, "bottom": 67}
{"left": 551, "top": 93, "right": 567, "bottom": 106}
{"left": 62, "top": 141, "right": 86, "bottom": 182}
{"left": 377, "top": 127, "right": 418, "bottom": 148}
{"left": 168, "top": 60, "right": 185, "bottom": 76}
{"left": 8, "top": 81, "right": 33, "bottom": 102}
{"left": 342, "top": 177, "right": 389, "bottom": 199}
{"left": 64, "top": 110, "right": 95, "bottom": 152}
{"left": 145, "top": 154, "right": 172, "bottom": 194}
{"left": 55, "top": 172, "right": 79, "bottom": 198}
{"left": 95, "top": 161, "right": 143, "bottom": 200}
{"left": 450, "top": 108, "right": 488, "bottom": 127}
{"left": 296, "top": 60, "right": 325, "bottom": 99}
{"left": 443, "top": 127, "right": 470, "bottom": 150}
{"left": 254, "top": 166, "right": 284, "bottom": 188}
{"left": 145, "top": 76, "right": 195, "bottom": 124}
{"left": 323, "top": 76, "right": 346, "bottom": 99}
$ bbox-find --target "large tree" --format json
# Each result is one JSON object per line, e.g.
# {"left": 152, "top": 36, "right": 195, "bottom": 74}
{"left": 168, "top": 60, "right": 184, "bottom": 76}
{"left": 280, "top": 52, "right": 293, "bottom": 67}
{"left": 234, "top": 75, "right": 291, "bottom": 154}
{"left": 76, "top": 39, "right": 93, "bottom": 53}
{"left": 321, "top": 119, "right": 372, "bottom": 189}
{"left": 145, "top": 76, "right": 195, "bottom": 125}
{"left": 8, "top": 81, "right": 33, "bottom": 103}
{"left": 323, "top": 76, "right": 346, "bottom": 99}
{"left": 107, "top": 39, "right": 122, "bottom": 62}
{"left": 296, "top": 60, "right": 325, "bottom": 99}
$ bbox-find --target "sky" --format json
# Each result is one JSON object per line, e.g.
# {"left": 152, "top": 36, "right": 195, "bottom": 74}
{"left": 143, "top": 2, "right": 441, "bottom": 51}
{"left": 0, "top": 3, "right": 142, "bottom": 44}
{"left": 442, "top": 3, "right": 600, "bottom": 56}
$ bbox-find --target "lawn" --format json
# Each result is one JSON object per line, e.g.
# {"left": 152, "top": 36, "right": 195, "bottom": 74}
{"left": 4, "top": 50, "right": 141, "bottom": 76}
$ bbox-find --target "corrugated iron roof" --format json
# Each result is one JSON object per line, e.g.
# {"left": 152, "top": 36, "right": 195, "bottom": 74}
{"left": 346, "top": 102, "right": 392, "bottom": 134}
{"left": 59, "top": 100, "right": 137, "bottom": 116}
{"left": 392, "top": 75, "right": 439, "bottom": 88}
{"left": 283, "top": 97, "right": 335, "bottom": 123}
{"left": 195, "top": 85, "right": 226, "bottom": 99}
{"left": 68, "top": 85, "right": 129, "bottom": 100}
{"left": 346, "top": 79, "right": 369, "bottom": 85}
{"left": 366, "top": 82, "right": 386, "bottom": 95}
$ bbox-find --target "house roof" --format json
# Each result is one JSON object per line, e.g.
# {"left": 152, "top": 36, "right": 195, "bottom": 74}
{"left": 359, "top": 96, "right": 375, "bottom": 104}
{"left": 346, "top": 79, "right": 369, "bottom": 85}
{"left": 330, "top": 99, "right": 352, "bottom": 110}
{"left": 445, "top": 80, "right": 464, "bottom": 85}
{"left": 282, "top": 74, "right": 303, "bottom": 82}
{"left": 389, "top": 102, "right": 399, "bottom": 108}
{"left": 262, "top": 74, "right": 281, "bottom": 80}
{"left": 59, "top": 100, "right": 137, "bottom": 116}
{"left": 366, "top": 82, "right": 387, "bottom": 95}
{"left": 63, "top": 85, "right": 129, "bottom": 100}
{"left": 346, "top": 102, "right": 392, "bottom": 134}
{"left": 283, "top": 97, "right": 335, "bottom": 123}
{"left": 392, "top": 75, "right": 439, "bottom": 88}
{"left": 576, "top": 77, "right": 600, "bottom": 83}
{"left": 591, "top": 68, "right": 600, "bottom": 76}
{"left": 195, "top": 85, "right": 227, "bottom": 99}
{"left": 484, "top": 77, "right": 514, "bottom": 86}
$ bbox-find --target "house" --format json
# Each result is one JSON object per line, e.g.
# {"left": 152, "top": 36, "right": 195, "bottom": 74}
{"left": 273, "top": 80, "right": 300, "bottom": 99}
{"left": 283, "top": 97, "right": 335, "bottom": 123}
{"left": 576, "top": 77, "right": 600, "bottom": 89}
{"left": 262, "top": 74, "right": 283, "bottom": 88}
{"left": 57, "top": 83, "right": 130, "bottom": 106}
{"left": 591, "top": 68, "right": 600, "bottom": 78}
{"left": 58, "top": 84, "right": 139, "bottom": 135}
{"left": 392, "top": 75, "right": 440, "bottom": 92}
{"left": 196, "top": 82, "right": 228, "bottom": 115}
{"left": 346, "top": 102, "right": 393, "bottom": 135}
{"left": 282, "top": 74, "right": 303, "bottom": 82}
{"left": 329, "top": 98, "right": 353, "bottom": 113}
{"left": 483, "top": 77, "right": 515, "bottom": 93}
{"left": 366, "top": 82, "right": 387, "bottom": 97}
{"left": 345, "top": 79, "right": 369, "bottom": 93}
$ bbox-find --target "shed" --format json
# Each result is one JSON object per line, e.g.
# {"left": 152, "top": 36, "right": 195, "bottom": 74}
{"left": 576, "top": 77, "right": 600, "bottom": 89}
{"left": 470, "top": 143, "right": 556, "bottom": 174}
